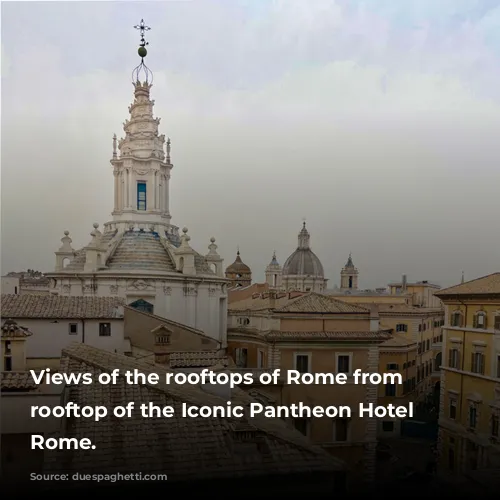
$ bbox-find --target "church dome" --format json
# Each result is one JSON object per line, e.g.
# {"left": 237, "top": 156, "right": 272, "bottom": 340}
{"left": 225, "top": 251, "right": 251, "bottom": 274}
{"left": 282, "top": 223, "right": 324, "bottom": 277}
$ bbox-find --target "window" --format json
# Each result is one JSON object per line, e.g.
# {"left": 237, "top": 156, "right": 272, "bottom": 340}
{"left": 155, "top": 334, "right": 170, "bottom": 345}
{"left": 473, "top": 312, "right": 487, "bottom": 329}
{"left": 426, "top": 339, "right": 430, "bottom": 350}
{"left": 4, "top": 356, "right": 12, "bottom": 371}
{"left": 497, "top": 355, "right": 500, "bottom": 378}
{"left": 294, "top": 418, "right": 308, "bottom": 436}
{"left": 336, "top": 354, "right": 351, "bottom": 374}
{"left": 4, "top": 341, "right": 11, "bottom": 355}
{"left": 14, "top": 286, "right": 18, "bottom": 294}
{"left": 382, "top": 421, "right": 394, "bottom": 432}
{"left": 69, "top": 323, "right": 78, "bottom": 335}
{"left": 492, "top": 414, "right": 499, "bottom": 438}
{"left": 396, "top": 323, "right": 407, "bottom": 332}
{"left": 494, "top": 315, "right": 500, "bottom": 331}
{"left": 386, "top": 363, "right": 399, "bottom": 370}
{"left": 237, "top": 317, "right": 250, "bottom": 326}
{"left": 137, "top": 182, "right": 147, "bottom": 211}
{"left": 129, "top": 299, "right": 154, "bottom": 314}
{"left": 257, "top": 350, "right": 264, "bottom": 369}
{"left": 385, "top": 384, "right": 397, "bottom": 397}
{"left": 469, "top": 405, "right": 477, "bottom": 429}
{"left": 451, "top": 312, "right": 463, "bottom": 327}
{"left": 99, "top": 323, "right": 111, "bottom": 336}
{"left": 235, "top": 348, "right": 248, "bottom": 368}
{"left": 471, "top": 352, "right": 485, "bottom": 375}
{"left": 449, "top": 399, "right": 457, "bottom": 419}
{"left": 449, "top": 348, "right": 460, "bottom": 369}
{"left": 334, "top": 418, "right": 349, "bottom": 441}
{"left": 294, "top": 354, "right": 310, "bottom": 373}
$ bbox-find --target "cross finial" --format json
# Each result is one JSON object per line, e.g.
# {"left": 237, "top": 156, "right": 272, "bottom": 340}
{"left": 134, "top": 19, "right": 151, "bottom": 47}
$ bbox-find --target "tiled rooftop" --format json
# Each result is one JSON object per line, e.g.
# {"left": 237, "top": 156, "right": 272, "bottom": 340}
{"left": 169, "top": 351, "right": 229, "bottom": 368}
{"left": 62, "top": 229, "right": 216, "bottom": 276}
{"left": 436, "top": 273, "right": 500, "bottom": 297}
{"left": 277, "top": 293, "right": 370, "bottom": 314}
{"left": 229, "top": 291, "right": 370, "bottom": 314}
{"left": 43, "top": 343, "right": 344, "bottom": 480}
{"left": 1, "top": 319, "right": 33, "bottom": 338}
{"left": 265, "top": 330, "right": 392, "bottom": 341}
{"left": 107, "top": 231, "right": 177, "bottom": 272}
{"left": 380, "top": 333, "right": 417, "bottom": 348}
{"left": 378, "top": 304, "right": 443, "bottom": 314}
{"left": 1, "top": 371, "right": 37, "bottom": 391}
{"left": 1, "top": 294, "right": 125, "bottom": 319}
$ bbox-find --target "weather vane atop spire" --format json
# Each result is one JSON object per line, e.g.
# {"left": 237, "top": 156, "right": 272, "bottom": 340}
{"left": 132, "top": 19, "right": 153, "bottom": 84}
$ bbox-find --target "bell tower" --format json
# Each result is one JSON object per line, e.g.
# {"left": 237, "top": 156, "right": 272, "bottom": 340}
{"left": 340, "top": 253, "right": 359, "bottom": 291}
{"left": 109, "top": 19, "right": 175, "bottom": 233}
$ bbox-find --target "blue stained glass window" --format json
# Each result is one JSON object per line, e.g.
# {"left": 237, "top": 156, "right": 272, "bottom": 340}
{"left": 137, "top": 182, "right": 146, "bottom": 211}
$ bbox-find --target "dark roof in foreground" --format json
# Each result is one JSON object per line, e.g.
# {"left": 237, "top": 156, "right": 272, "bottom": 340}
{"left": 1, "top": 294, "right": 125, "bottom": 319}
{"left": 43, "top": 343, "right": 344, "bottom": 481}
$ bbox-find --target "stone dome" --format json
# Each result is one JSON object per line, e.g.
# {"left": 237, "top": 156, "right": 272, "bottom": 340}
{"left": 282, "top": 223, "right": 324, "bottom": 277}
{"left": 225, "top": 251, "right": 251, "bottom": 274}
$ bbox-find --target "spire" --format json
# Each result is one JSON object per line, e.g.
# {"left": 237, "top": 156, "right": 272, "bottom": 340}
{"left": 297, "top": 221, "right": 310, "bottom": 249}
{"left": 461, "top": 271, "right": 465, "bottom": 284}
{"left": 132, "top": 19, "right": 153, "bottom": 84}
{"left": 270, "top": 250, "right": 279, "bottom": 265}
{"left": 345, "top": 252, "right": 354, "bottom": 268}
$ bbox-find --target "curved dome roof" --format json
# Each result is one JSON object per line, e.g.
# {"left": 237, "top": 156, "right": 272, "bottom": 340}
{"left": 225, "top": 251, "right": 251, "bottom": 274}
{"left": 282, "top": 223, "right": 324, "bottom": 277}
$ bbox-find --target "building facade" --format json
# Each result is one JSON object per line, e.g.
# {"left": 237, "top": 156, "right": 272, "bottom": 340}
{"left": 436, "top": 273, "right": 500, "bottom": 479}
{"left": 227, "top": 290, "right": 392, "bottom": 483}
{"left": 1, "top": 294, "right": 126, "bottom": 369}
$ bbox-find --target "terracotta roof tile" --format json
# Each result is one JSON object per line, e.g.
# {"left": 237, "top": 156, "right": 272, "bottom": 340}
{"left": 276, "top": 293, "right": 369, "bottom": 314}
{"left": 1, "top": 371, "right": 37, "bottom": 391}
{"left": 265, "top": 330, "right": 391, "bottom": 341}
{"left": 169, "top": 351, "right": 229, "bottom": 368}
{"left": 43, "top": 343, "right": 344, "bottom": 480}
{"left": 1, "top": 319, "right": 33, "bottom": 338}
{"left": 435, "top": 273, "right": 500, "bottom": 297}
{"left": 1, "top": 294, "right": 125, "bottom": 319}
{"left": 380, "top": 333, "right": 417, "bottom": 348}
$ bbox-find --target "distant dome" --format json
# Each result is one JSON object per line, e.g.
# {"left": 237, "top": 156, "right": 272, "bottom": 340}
{"left": 225, "top": 251, "right": 251, "bottom": 274}
{"left": 282, "top": 223, "right": 324, "bottom": 277}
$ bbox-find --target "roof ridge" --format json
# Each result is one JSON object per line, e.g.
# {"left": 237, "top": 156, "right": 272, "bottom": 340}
{"left": 123, "top": 305, "right": 210, "bottom": 338}
{"left": 437, "top": 272, "right": 500, "bottom": 294}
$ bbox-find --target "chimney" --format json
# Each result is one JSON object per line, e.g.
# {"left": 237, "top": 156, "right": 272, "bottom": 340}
{"left": 402, "top": 274, "right": 407, "bottom": 292}
{"left": 368, "top": 304, "right": 380, "bottom": 332}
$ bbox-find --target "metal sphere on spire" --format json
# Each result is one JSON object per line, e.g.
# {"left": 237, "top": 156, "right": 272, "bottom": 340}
{"left": 132, "top": 19, "right": 153, "bottom": 84}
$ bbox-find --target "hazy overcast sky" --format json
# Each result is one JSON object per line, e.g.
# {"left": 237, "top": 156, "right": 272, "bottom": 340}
{"left": 2, "top": 0, "right": 499, "bottom": 288}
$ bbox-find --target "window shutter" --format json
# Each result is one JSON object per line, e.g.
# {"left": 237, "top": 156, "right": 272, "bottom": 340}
{"left": 483, "top": 315, "right": 488, "bottom": 329}
{"left": 473, "top": 315, "right": 477, "bottom": 328}
{"left": 495, "top": 316, "right": 500, "bottom": 330}
{"left": 471, "top": 352, "right": 475, "bottom": 373}
{"left": 449, "top": 349, "right": 453, "bottom": 367}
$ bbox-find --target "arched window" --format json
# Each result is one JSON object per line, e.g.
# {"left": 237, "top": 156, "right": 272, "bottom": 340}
{"left": 129, "top": 299, "right": 154, "bottom": 314}
{"left": 396, "top": 323, "right": 408, "bottom": 333}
